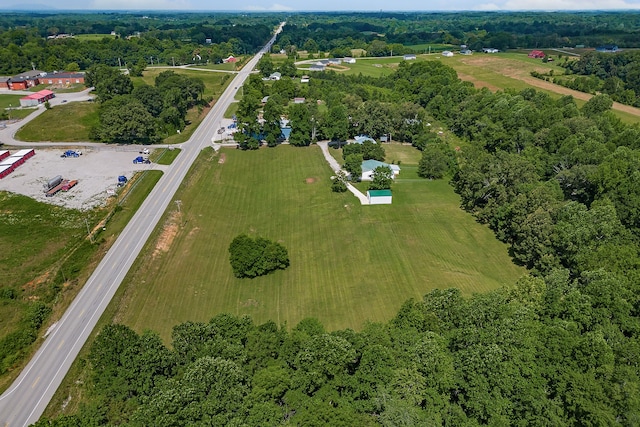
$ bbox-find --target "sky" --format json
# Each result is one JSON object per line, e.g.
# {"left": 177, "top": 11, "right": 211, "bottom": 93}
{"left": 2, "top": 0, "right": 640, "bottom": 11}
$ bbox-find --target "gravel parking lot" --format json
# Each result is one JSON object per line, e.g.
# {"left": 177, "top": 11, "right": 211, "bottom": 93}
{"left": 0, "top": 147, "right": 168, "bottom": 210}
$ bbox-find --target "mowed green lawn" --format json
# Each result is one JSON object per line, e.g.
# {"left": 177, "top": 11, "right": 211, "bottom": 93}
{"left": 117, "top": 145, "right": 523, "bottom": 340}
{"left": 15, "top": 102, "right": 99, "bottom": 142}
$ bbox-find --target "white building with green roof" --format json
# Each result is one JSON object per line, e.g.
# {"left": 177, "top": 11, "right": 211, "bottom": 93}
{"left": 367, "top": 189, "right": 392, "bottom": 205}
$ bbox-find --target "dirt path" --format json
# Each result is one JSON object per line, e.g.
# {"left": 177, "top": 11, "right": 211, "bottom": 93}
{"left": 458, "top": 56, "right": 640, "bottom": 118}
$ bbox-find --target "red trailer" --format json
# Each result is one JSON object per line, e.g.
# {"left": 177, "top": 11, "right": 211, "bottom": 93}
{"left": 0, "top": 164, "right": 12, "bottom": 179}
{"left": 61, "top": 180, "right": 78, "bottom": 191}
{"left": 0, "top": 150, "right": 9, "bottom": 161}
{"left": 46, "top": 180, "right": 69, "bottom": 197}
{"left": 0, "top": 156, "right": 22, "bottom": 171}
{"left": 11, "top": 148, "right": 35, "bottom": 161}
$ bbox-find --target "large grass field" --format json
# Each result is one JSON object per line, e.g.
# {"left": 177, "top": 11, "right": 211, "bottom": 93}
{"left": 15, "top": 102, "right": 99, "bottom": 142}
{"left": 115, "top": 145, "right": 523, "bottom": 341}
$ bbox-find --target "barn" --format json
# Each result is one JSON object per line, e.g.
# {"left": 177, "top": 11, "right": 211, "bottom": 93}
{"left": 528, "top": 50, "right": 545, "bottom": 59}
{"left": 367, "top": 189, "right": 392, "bottom": 205}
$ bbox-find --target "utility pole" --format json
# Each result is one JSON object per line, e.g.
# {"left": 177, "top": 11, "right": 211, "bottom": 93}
{"left": 172, "top": 57, "right": 175, "bottom": 67}
{"left": 118, "top": 57, "right": 122, "bottom": 67}
{"left": 84, "top": 217, "right": 94, "bottom": 243}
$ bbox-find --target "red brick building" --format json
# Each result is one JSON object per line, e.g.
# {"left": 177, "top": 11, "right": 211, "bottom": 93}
{"left": 40, "top": 72, "right": 85, "bottom": 86}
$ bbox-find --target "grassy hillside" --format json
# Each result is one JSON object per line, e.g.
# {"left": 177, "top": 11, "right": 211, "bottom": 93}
{"left": 115, "top": 145, "right": 523, "bottom": 341}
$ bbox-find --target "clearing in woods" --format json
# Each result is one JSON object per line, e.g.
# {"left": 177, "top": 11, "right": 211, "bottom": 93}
{"left": 114, "top": 145, "right": 523, "bottom": 341}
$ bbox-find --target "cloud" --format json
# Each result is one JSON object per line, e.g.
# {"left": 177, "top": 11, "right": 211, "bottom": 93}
{"left": 501, "top": 0, "right": 640, "bottom": 9}
{"left": 475, "top": 2, "right": 501, "bottom": 9}
{"left": 91, "top": 0, "right": 191, "bottom": 9}
{"left": 243, "top": 3, "right": 293, "bottom": 10}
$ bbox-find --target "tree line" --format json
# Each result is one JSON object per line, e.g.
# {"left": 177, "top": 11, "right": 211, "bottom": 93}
{"left": 86, "top": 65, "right": 205, "bottom": 143}
{"left": 0, "top": 13, "right": 277, "bottom": 75}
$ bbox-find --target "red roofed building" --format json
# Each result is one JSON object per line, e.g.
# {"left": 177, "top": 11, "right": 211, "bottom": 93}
{"left": 19, "top": 89, "right": 55, "bottom": 107}
{"left": 223, "top": 55, "right": 238, "bottom": 63}
{"left": 528, "top": 50, "right": 545, "bottom": 59}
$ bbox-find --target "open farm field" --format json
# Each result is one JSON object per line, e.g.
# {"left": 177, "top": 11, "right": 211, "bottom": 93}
{"left": 115, "top": 145, "right": 523, "bottom": 341}
{"left": 187, "top": 62, "right": 238, "bottom": 72}
{"left": 421, "top": 52, "right": 640, "bottom": 124}
{"left": 75, "top": 34, "right": 115, "bottom": 41}
{"left": 15, "top": 102, "right": 99, "bottom": 142}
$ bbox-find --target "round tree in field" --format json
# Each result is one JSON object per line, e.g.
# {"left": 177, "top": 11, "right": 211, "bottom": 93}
{"left": 228, "top": 234, "right": 289, "bottom": 278}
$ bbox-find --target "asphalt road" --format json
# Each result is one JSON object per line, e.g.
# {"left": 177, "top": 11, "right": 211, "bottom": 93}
{"left": 0, "top": 22, "right": 284, "bottom": 427}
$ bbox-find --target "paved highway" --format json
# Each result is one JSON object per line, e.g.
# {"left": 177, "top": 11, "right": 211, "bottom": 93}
{"left": 0, "top": 22, "right": 284, "bottom": 427}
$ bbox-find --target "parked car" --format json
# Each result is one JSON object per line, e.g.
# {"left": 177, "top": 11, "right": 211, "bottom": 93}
{"left": 328, "top": 140, "right": 348, "bottom": 149}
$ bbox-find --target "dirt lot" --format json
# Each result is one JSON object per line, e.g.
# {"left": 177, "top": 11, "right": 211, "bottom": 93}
{"left": 0, "top": 147, "right": 167, "bottom": 210}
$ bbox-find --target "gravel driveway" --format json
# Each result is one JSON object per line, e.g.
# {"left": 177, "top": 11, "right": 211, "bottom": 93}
{"left": 0, "top": 147, "right": 167, "bottom": 210}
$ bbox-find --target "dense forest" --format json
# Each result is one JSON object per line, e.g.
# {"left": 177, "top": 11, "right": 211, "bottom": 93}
{"left": 36, "top": 56, "right": 640, "bottom": 425}
{"left": 554, "top": 50, "right": 640, "bottom": 107}
{"left": 279, "top": 11, "right": 640, "bottom": 55}
{"left": 3, "top": 11, "right": 640, "bottom": 75}
{"left": 0, "top": 13, "right": 278, "bottom": 74}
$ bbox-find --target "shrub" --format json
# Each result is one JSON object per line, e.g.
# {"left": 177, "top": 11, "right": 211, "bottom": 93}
{"left": 229, "top": 235, "right": 289, "bottom": 278}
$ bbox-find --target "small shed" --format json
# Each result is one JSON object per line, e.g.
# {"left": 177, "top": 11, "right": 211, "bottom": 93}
{"left": 367, "top": 189, "right": 392, "bottom": 205}
{"left": 0, "top": 164, "right": 12, "bottom": 179}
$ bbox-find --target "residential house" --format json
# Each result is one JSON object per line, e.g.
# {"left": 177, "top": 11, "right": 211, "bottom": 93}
{"left": 361, "top": 159, "right": 401, "bottom": 181}
{"left": 441, "top": 51, "right": 454, "bottom": 57}
{"left": 269, "top": 72, "right": 282, "bottom": 81}
{"left": 300, "top": 75, "right": 310, "bottom": 83}
{"left": 403, "top": 54, "right": 417, "bottom": 60}
{"left": 309, "top": 64, "right": 325, "bottom": 72}
{"left": 343, "top": 57, "right": 356, "bottom": 64}
{"left": 353, "top": 135, "right": 376, "bottom": 144}
{"left": 460, "top": 49, "right": 473, "bottom": 55}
